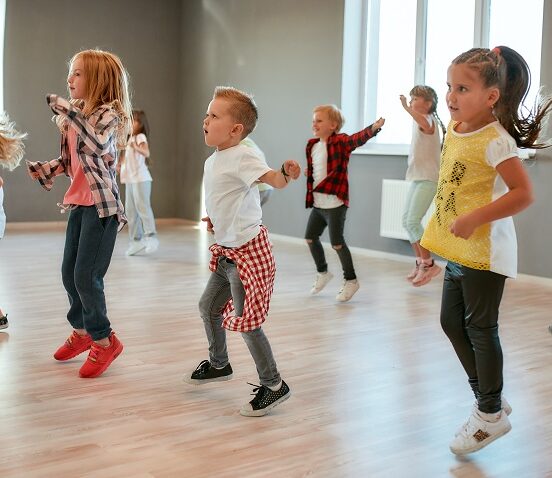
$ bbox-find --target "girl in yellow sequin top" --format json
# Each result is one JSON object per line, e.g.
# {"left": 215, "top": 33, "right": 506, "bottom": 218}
{"left": 421, "top": 46, "right": 552, "bottom": 456}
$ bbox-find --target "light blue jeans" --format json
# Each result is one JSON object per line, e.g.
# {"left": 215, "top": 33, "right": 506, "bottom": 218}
{"left": 402, "top": 180, "right": 437, "bottom": 243}
{"left": 125, "top": 181, "right": 156, "bottom": 241}
{"left": 198, "top": 256, "right": 281, "bottom": 387}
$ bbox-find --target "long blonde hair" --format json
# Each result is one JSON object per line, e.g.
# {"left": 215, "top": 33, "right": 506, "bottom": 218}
{"left": 0, "top": 112, "right": 26, "bottom": 171}
{"left": 58, "top": 49, "right": 132, "bottom": 149}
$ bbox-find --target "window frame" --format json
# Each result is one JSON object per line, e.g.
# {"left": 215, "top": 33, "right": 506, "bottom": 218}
{"left": 340, "top": 0, "right": 538, "bottom": 157}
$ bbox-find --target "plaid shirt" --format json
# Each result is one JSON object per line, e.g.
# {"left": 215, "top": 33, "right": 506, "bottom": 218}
{"left": 27, "top": 95, "right": 126, "bottom": 226}
{"left": 305, "top": 124, "right": 380, "bottom": 208}
{"left": 208, "top": 226, "right": 275, "bottom": 332}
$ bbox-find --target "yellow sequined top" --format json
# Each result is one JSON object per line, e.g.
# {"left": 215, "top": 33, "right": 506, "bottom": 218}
{"left": 421, "top": 121, "right": 519, "bottom": 278}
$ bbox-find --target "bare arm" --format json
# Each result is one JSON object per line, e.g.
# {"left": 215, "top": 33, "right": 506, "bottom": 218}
{"left": 259, "top": 159, "right": 301, "bottom": 189}
{"left": 450, "top": 157, "right": 533, "bottom": 239}
{"left": 399, "top": 95, "right": 433, "bottom": 133}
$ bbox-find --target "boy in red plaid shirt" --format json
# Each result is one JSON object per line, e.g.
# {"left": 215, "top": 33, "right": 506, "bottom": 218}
{"left": 184, "top": 86, "right": 300, "bottom": 417}
{"left": 305, "top": 104, "right": 384, "bottom": 301}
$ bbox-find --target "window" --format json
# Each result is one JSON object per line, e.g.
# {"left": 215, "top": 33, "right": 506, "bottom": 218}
{"left": 342, "top": 0, "right": 545, "bottom": 154}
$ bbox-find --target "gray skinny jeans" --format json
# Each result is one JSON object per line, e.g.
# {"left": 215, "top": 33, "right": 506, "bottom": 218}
{"left": 198, "top": 256, "right": 281, "bottom": 387}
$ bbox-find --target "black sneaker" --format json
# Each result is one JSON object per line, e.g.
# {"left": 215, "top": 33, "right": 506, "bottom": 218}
{"left": 240, "top": 380, "right": 291, "bottom": 417}
{"left": 183, "top": 360, "right": 233, "bottom": 385}
{"left": 0, "top": 314, "right": 7, "bottom": 330}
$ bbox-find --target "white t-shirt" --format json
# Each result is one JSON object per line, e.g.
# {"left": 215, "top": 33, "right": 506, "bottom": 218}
{"left": 120, "top": 133, "right": 152, "bottom": 184}
{"left": 204, "top": 143, "right": 271, "bottom": 247}
{"left": 312, "top": 140, "right": 344, "bottom": 209}
{"left": 405, "top": 115, "right": 441, "bottom": 182}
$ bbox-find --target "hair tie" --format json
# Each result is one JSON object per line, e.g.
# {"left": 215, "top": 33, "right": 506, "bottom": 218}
{"left": 491, "top": 47, "right": 501, "bottom": 56}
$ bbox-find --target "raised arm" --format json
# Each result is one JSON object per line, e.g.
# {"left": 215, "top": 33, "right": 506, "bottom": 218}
{"left": 346, "top": 118, "right": 385, "bottom": 149}
{"left": 399, "top": 95, "right": 433, "bottom": 133}
{"left": 47, "top": 95, "right": 118, "bottom": 155}
{"left": 259, "top": 159, "right": 301, "bottom": 189}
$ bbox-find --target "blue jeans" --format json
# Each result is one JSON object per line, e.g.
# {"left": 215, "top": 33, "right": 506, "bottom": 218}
{"left": 61, "top": 206, "right": 118, "bottom": 341}
{"left": 402, "top": 180, "right": 437, "bottom": 243}
{"left": 304, "top": 205, "right": 356, "bottom": 280}
{"left": 125, "top": 181, "right": 156, "bottom": 241}
{"left": 440, "top": 261, "right": 506, "bottom": 413}
{"left": 199, "top": 256, "right": 281, "bottom": 387}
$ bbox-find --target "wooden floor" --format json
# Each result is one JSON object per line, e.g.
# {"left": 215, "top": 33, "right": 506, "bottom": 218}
{"left": 1, "top": 220, "right": 551, "bottom": 478}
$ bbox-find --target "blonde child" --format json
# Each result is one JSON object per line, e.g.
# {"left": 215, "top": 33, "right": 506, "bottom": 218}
{"left": 399, "top": 86, "right": 446, "bottom": 287}
{"left": 183, "top": 86, "right": 300, "bottom": 417}
{"left": 0, "top": 112, "right": 26, "bottom": 330}
{"left": 27, "top": 49, "right": 132, "bottom": 378}
{"left": 305, "top": 104, "right": 384, "bottom": 301}
{"left": 119, "top": 110, "right": 158, "bottom": 256}
{"left": 421, "top": 46, "right": 552, "bottom": 455}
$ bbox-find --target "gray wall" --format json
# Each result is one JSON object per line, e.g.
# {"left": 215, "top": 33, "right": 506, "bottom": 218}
{"left": 3, "top": 0, "right": 552, "bottom": 276}
{"left": 3, "top": 0, "right": 181, "bottom": 220}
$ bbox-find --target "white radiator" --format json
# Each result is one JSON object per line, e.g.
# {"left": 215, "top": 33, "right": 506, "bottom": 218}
{"left": 379, "top": 179, "right": 434, "bottom": 240}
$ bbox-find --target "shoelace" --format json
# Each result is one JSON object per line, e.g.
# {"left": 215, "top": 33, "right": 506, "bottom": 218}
{"left": 247, "top": 382, "right": 267, "bottom": 405}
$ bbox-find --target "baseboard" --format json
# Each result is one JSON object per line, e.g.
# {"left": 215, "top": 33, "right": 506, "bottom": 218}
{"left": 268, "top": 232, "right": 552, "bottom": 285}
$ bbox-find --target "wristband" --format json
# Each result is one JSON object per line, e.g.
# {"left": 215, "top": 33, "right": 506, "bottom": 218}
{"left": 281, "top": 163, "right": 289, "bottom": 182}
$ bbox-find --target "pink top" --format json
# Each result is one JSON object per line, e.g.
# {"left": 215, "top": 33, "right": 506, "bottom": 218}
{"left": 63, "top": 128, "right": 94, "bottom": 206}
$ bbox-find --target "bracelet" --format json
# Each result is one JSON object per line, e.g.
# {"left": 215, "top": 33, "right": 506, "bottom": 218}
{"left": 281, "top": 163, "right": 289, "bottom": 182}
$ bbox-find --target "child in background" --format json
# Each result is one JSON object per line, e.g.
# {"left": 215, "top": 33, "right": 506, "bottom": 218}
{"left": 27, "top": 49, "right": 132, "bottom": 377}
{"left": 305, "top": 104, "right": 384, "bottom": 301}
{"left": 119, "top": 110, "right": 158, "bottom": 256}
{"left": 421, "top": 46, "right": 552, "bottom": 455}
{"left": 184, "top": 86, "right": 300, "bottom": 417}
{"left": 399, "top": 86, "right": 446, "bottom": 286}
{"left": 0, "top": 112, "right": 27, "bottom": 330}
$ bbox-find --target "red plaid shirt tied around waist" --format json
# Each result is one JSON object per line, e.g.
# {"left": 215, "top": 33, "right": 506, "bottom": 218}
{"left": 209, "top": 226, "right": 275, "bottom": 332}
{"left": 305, "top": 124, "right": 379, "bottom": 208}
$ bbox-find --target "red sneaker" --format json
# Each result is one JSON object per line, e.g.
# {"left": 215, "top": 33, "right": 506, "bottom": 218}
{"left": 79, "top": 333, "right": 123, "bottom": 378}
{"left": 54, "top": 330, "right": 93, "bottom": 361}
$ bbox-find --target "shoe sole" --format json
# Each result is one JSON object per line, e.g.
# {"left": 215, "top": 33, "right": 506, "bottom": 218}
{"left": 450, "top": 422, "right": 512, "bottom": 455}
{"left": 183, "top": 374, "right": 233, "bottom": 385}
{"left": 239, "top": 390, "right": 291, "bottom": 417}
{"left": 79, "top": 343, "right": 124, "bottom": 378}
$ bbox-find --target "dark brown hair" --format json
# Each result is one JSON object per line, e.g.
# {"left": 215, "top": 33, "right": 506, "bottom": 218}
{"left": 452, "top": 46, "right": 552, "bottom": 149}
{"left": 409, "top": 85, "right": 446, "bottom": 139}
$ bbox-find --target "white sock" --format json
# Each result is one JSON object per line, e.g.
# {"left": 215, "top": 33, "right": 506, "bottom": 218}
{"left": 268, "top": 381, "right": 282, "bottom": 392}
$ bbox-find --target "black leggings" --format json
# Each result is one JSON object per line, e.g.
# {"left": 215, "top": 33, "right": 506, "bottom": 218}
{"left": 304, "top": 205, "right": 356, "bottom": 281}
{"left": 440, "top": 261, "right": 506, "bottom": 414}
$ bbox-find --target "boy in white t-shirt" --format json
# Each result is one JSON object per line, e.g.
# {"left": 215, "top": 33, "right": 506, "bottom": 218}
{"left": 183, "top": 86, "right": 301, "bottom": 417}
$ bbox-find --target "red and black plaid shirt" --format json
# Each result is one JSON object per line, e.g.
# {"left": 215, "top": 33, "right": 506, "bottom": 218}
{"left": 209, "top": 226, "right": 275, "bottom": 332}
{"left": 305, "top": 124, "right": 380, "bottom": 208}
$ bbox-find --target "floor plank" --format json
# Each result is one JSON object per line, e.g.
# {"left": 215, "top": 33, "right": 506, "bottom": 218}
{"left": 1, "top": 221, "right": 551, "bottom": 477}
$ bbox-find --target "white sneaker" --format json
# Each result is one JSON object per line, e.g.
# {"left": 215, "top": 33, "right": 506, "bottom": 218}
{"left": 450, "top": 409, "right": 511, "bottom": 455}
{"left": 311, "top": 271, "right": 333, "bottom": 295}
{"left": 144, "top": 235, "right": 159, "bottom": 253}
{"left": 336, "top": 279, "right": 359, "bottom": 302}
{"left": 455, "top": 396, "right": 512, "bottom": 436}
{"left": 126, "top": 240, "right": 146, "bottom": 256}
